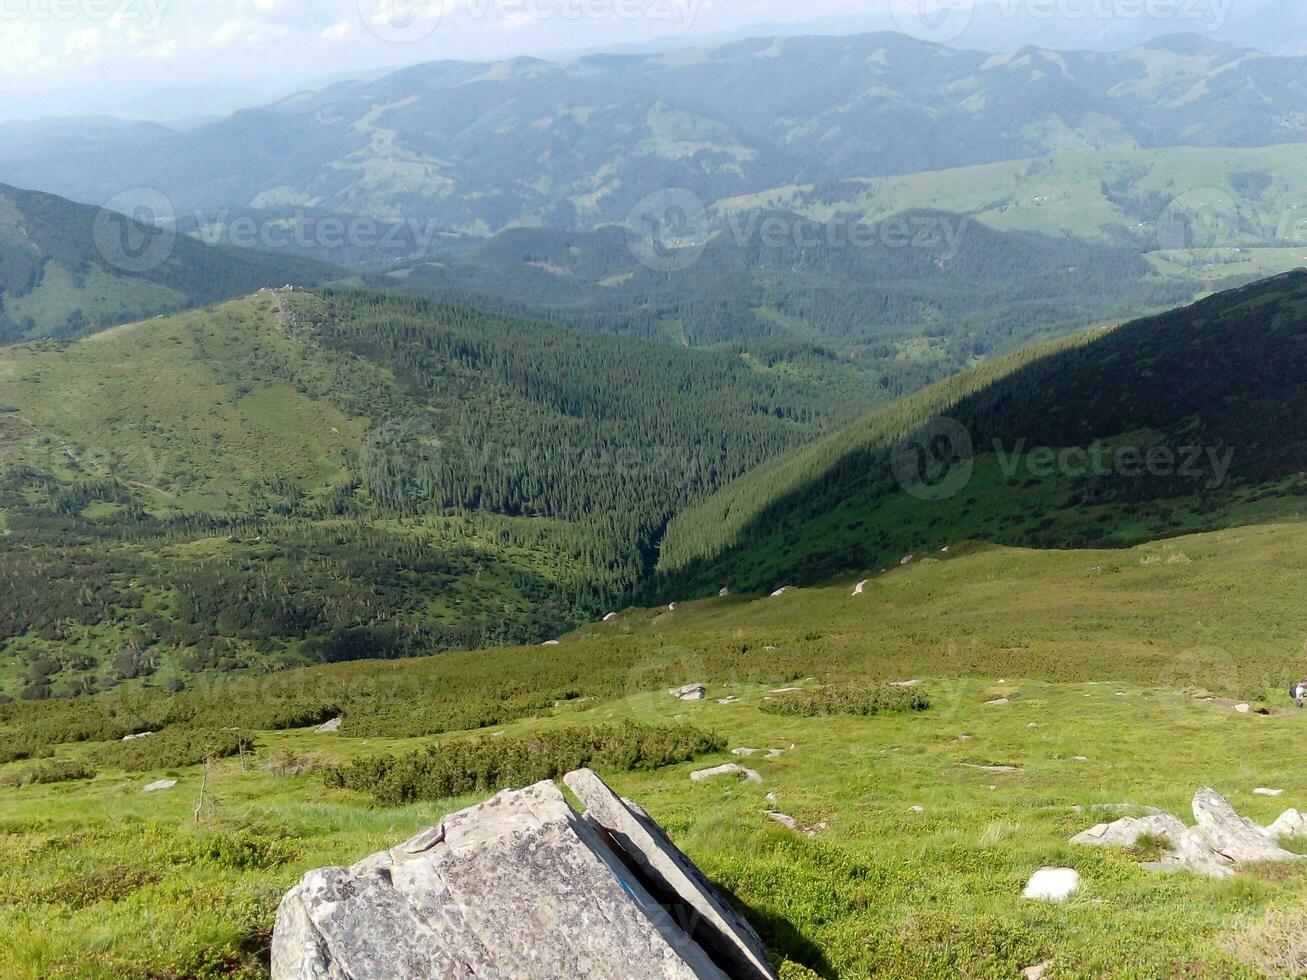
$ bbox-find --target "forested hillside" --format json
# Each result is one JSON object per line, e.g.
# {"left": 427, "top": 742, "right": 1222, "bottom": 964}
{"left": 0, "top": 288, "right": 875, "bottom": 701}
{"left": 653, "top": 271, "right": 1307, "bottom": 596}
{"left": 0, "top": 184, "right": 335, "bottom": 343}
{"left": 372, "top": 214, "right": 1196, "bottom": 397}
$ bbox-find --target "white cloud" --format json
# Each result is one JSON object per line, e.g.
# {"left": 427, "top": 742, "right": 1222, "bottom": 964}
{"left": 320, "top": 19, "right": 352, "bottom": 40}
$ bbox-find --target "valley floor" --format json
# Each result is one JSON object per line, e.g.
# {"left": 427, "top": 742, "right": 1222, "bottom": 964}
{"left": 7, "top": 523, "right": 1307, "bottom": 977}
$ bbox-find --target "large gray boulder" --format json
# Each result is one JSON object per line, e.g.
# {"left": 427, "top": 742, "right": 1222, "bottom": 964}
{"left": 1070, "top": 788, "right": 1301, "bottom": 878}
{"left": 564, "top": 769, "right": 775, "bottom": 980}
{"left": 272, "top": 775, "right": 775, "bottom": 980}
{"left": 1191, "top": 786, "right": 1296, "bottom": 865}
{"left": 1070, "top": 814, "right": 1187, "bottom": 848}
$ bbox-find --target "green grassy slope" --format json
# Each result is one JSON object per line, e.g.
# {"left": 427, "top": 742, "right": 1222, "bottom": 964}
{"left": 6, "top": 521, "right": 1307, "bottom": 976}
{"left": 654, "top": 271, "right": 1307, "bottom": 597}
{"left": 718, "top": 144, "right": 1307, "bottom": 283}
{"left": 0, "top": 288, "right": 875, "bottom": 699}
{"left": 0, "top": 183, "right": 336, "bottom": 343}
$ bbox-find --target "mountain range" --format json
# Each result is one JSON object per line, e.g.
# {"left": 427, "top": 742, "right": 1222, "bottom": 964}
{"left": 3, "top": 32, "right": 1307, "bottom": 237}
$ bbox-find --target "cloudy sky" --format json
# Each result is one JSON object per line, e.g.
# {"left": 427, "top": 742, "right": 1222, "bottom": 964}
{"left": 0, "top": 0, "right": 1277, "bottom": 121}
{"left": 0, "top": 0, "right": 891, "bottom": 118}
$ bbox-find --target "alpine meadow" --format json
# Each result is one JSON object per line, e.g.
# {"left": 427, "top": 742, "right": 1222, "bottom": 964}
{"left": 6, "top": 3, "right": 1307, "bottom": 979}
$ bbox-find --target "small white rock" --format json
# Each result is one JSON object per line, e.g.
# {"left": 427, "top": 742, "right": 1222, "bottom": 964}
{"left": 908, "top": 805, "right": 925, "bottom": 814}
{"left": 1023, "top": 962, "right": 1052, "bottom": 980}
{"left": 985, "top": 697, "right": 1009, "bottom": 706}
{"left": 1023, "top": 867, "right": 1080, "bottom": 902}
{"left": 1235, "top": 703, "right": 1251, "bottom": 714}
{"left": 143, "top": 779, "right": 177, "bottom": 793}
{"left": 1254, "top": 788, "right": 1284, "bottom": 797}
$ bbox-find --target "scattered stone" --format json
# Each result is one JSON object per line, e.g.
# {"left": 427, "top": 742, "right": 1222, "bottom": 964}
{"left": 766, "top": 811, "right": 798, "bottom": 831}
{"left": 315, "top": 717, "right": 343, "bottom": 734}
{"left": 1027, "top": 723, "right": 1041, "bottom": 729}
{"left": 852, "top": 579, "right": 869, "bottom": 596}
{"left": 961, "top": 763, "right": 1019, "bottom": 773}
{"left": 771, "top": 687, "right": 802, "bottom": 694}
{"left": 691, "top": 763, "right": 762, "bottom": 785}
{"left": 1023, "top": 868, "right": 1080, "bottom": 902}
{"left": 985, "top": 698, "right": 1009, "bottom": 706}
{"left": 908, "top": 805, "right": 925, "bottom": 814}
{"left": 765, "top": 792, "right": 780, "bottom": 803}
{"left": 668, "top": 603, "right": 677, "bottom": 612}
{"left": 1070, "top": 756, "right": 1089, "bottom": 762}
{"left": 1254, "top": 788, "right": 1284, "bottom": 797}
{"left": 717, "top": 696, "right": 742, "bottom": 705}
{"left": 603, "top": 612, "right": 618, "bottom": 622}
{"left": 122, "top": 731, "right": 156, "bottom": 742}
{"left": 669, "top": 684, "right": 706, "bottom": 701}
{"left": 719, "top": 588, "right": 730, "bottom": 597}
{"left": 954, "top": 733, "right": 974, "bottom": 741}
{"left": 274, "top": 774, "right": 777, "bottom": 979}
{"left": 889, "top": 679, "right": 921, "bottom": 687}
{"left": 732, "top": 747, "right": 760, "bottom": 757}
{"left": 900, "top": 555, "right": 914, "bottom": 565}
{"left": 1235, "top": 703, "right": 1251, "bottom": 714}
{"left": 542, "top": 640, "right": 561, "bottom": 646}
{"left": 1269, "top": 809, "right": 1307, "bottom": 838}
{"left": 1114, "top": 692, "right": 1128, "bottom": 697}
{"left": 1023, "top": 961, "right": 1052, "bottom": 980}
{"left": 770, "top": 587, "right": 790, "bottom": 598}
{"left": 143, "top": 780, "right": 177, "bottom": 793}
{"left": 766, "top": 749, "right": 785, "bottom": 760}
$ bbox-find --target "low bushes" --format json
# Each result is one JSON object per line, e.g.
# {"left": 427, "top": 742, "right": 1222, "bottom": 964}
{"left": 761, "top": 684, "right": 930, "bottom": 718}
{"left": 0, "top": 758, "right": 97, "bottom": 788}
{"left": 90, "top": 728, "right": 254, "bottom": 772}
{"left": 324, "top": 722, "right": 724, "bottom": 806}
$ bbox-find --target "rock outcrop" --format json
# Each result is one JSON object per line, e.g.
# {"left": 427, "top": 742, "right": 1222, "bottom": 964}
{"left": 272, "top": 773, "right": 776, "bottom": 980}
{"left": 1071, "top": 788, "right": 1303, "bottom": 878}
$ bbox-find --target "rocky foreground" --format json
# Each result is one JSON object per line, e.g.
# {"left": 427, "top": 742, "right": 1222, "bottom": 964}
{"left": 271, "top": 769, "right": 776, "bottom": 979}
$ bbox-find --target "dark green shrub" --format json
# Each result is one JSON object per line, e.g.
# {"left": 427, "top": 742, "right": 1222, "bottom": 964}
{"left": 761, "top": 684, "right": 930, "bottom": 718}
{"left": 324, "top": 722, "right": 724, "bottom": 806}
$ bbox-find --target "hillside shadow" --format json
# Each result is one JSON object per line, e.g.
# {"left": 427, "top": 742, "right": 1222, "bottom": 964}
{"left": 649, "top": 271, "right": 1307, "bottom": 600}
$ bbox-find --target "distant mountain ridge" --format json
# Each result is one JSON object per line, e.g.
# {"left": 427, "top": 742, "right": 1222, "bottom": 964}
{"left": 3, "top": 32, "right": 1306, "bottom": 236}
